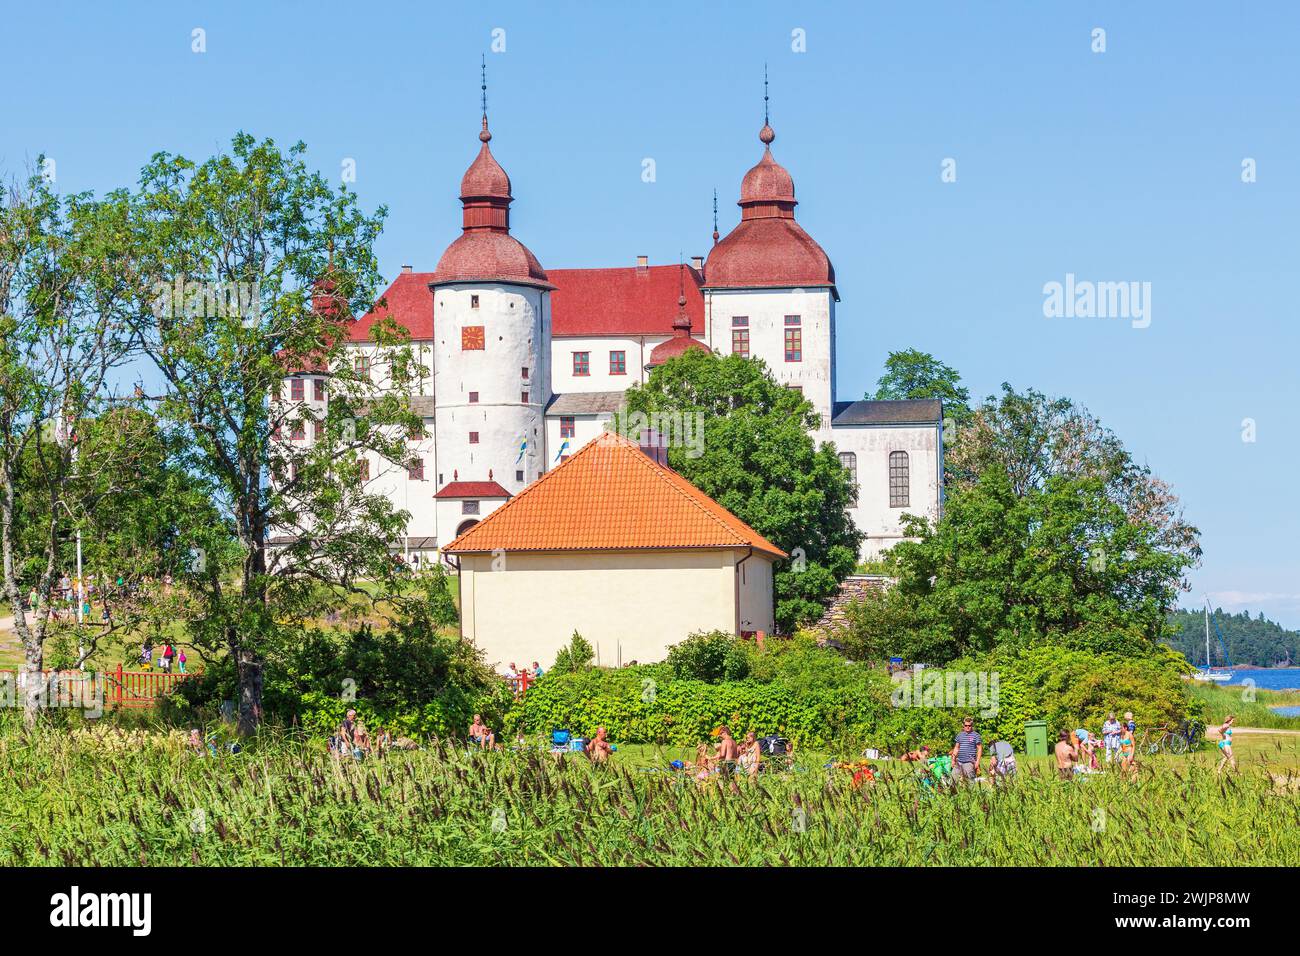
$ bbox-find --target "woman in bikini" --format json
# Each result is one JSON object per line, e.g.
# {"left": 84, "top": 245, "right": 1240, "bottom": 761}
{"left": 1216, "top": 715, "right": 1237, "bottom": 774}
{"left": 1119, "top": 723, "right": 1137, "bottom": 778}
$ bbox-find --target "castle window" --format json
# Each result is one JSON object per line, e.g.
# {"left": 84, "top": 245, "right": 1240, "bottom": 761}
{"left": 732, "top": 328, "right": 749, "bottom": 358}
{"left": 289, "top": 419, "right": 305, "bottom": 441}
{"left": 609, "top": 351, "right": 626, "bottom": 375}
{"left": 784, "top": 314, "right": 801, "bottom": 326}
{"left": 462, "top": 500, "right": 480, "bottom": 515}
{"left": 462, "top": 326, "right": 485, "bottom": 350}
{"left": 469, "top": 432, "right": 480, "bottom": 444}
{"left": 784, "top": 328, "right": 802, "bottom": 362}
{"left": 290, "top": 378, "right": 304, "bottom": 401}
{"left": 838, "top": 451, "right": 858, "bottom": 506}
{"left": 521, "top": 390, "right": 530, "bottom": 404}
{"left": 408, "top": 458, "right": 424, "bottom": 481}
{"left": 559, "top": 416, "right": 575, "bottom": 438}
{"left": 732, "top": 316, "right": 748, "bottom": 327}
{"left": 470, "top": 294, "right": 480, "bottom": 309}
{"left": 313, "top": 379, "right": 326, "bottom": 401}
{"left": 889, "top": 451, "right": 910, "bottom": 508}
{"left": 468, "top": 391, "right": 479, "bottom": 403}
{"left": 521, "top": 366, "right": 529, "bottom": 380}
{"left": 313, "top": 420, "right": 324, "bottom": 441}
{"left": 515, "top": 469, "right": 524, "bottom": 482}
{"left": 572, "top": 352, "right": 590, "bottom": 376}
{"left": 354, "top": 355, "right": 371, "bottom": 381}
{"left": 409, "top": 422, "right": 424, "bottom": 440}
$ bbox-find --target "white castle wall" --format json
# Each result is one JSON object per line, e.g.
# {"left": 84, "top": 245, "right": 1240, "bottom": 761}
{"left": 834, "top": 423, "right": 943, "bottom": 561}
{"left": 431, "top": 282, "right": 550, "bottom": 543}
{"left": 704, "top": 287, "right": 836, "bottom": 438}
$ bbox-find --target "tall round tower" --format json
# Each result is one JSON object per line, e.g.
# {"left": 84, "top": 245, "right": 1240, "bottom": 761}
{"left": 431, "top": 106, "right": 553, "bottom": 542}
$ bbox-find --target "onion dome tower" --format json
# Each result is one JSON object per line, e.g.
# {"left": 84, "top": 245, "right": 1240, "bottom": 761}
{"left": 430, "top": 61, "right": 552, "bottom": 546}
{"left": 703, "top": 79, "right": 835, "bottom": 293}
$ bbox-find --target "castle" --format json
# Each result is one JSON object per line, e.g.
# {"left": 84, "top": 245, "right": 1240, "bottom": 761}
{"left": 277, "top": 97, "right": 943, "bottom": 568}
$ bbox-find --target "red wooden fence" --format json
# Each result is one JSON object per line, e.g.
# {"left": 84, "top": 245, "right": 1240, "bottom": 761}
{"left": 0, "top": 664, "right": 198, "bottom": 709}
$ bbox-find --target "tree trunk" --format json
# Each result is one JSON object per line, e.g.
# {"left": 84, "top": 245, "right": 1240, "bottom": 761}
{"left": 21, "top": 636, "right": 43, "bottom": 726}
{"left": 235, "top": 645, "right": 263, "bottom": 737}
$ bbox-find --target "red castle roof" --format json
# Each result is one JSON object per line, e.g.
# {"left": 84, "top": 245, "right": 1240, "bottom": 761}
{"left": 704, "top": 122, "right": 837, "bottom": 297}
{"left": 348, "top": 264, "right": 705, "bottom": 343}
{"left": 432, "top": 115, "right": 552, "bottom": 291}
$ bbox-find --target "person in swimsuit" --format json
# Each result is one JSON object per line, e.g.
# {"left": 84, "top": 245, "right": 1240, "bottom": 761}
{"left": 585, "top": 726, "right": 613, "bottom": 763}
{"left": 713, "top": 726, "right": 741, "bottom": 792}
{"left": 1054, "top": 730, "right": 1077, "bottom": 780}
{"left": 468, "top": 714, "right": 495, "bottom": 749}
{"left": 1119, "top": 723, "right": 1137, "bottom": 778}
{"left": 691, "top": 743, "right": 712, "bottom": 782}
{"left": 1216, "top": 715, "right": 1237, "bottom": 774}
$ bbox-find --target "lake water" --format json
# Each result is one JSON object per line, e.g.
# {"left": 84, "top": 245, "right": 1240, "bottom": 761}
{"left": 1272, "top": 707, "right": 1300, "bottom": 717}
{"left": 1213, "top": 668, "right": 1300, "bottom": 692}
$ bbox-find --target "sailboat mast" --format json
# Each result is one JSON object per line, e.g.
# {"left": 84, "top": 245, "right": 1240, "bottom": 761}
{"left": 1204, "top": 598, "right": 1211, "bottom": 669}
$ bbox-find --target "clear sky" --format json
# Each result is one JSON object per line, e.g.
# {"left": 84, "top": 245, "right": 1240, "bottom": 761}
{"left": 3, "top": 2, "right": 1297, "bottom": 624}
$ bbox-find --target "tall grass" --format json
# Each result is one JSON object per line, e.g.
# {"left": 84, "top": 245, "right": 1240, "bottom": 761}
{"left": 2, "top": 717, "right": 1298, "bottom": 866}
{"left": 1188, "top": 683, "right": 1300, "bottom": 729}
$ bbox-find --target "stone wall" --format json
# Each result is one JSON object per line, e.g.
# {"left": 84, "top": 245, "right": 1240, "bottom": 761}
{"left": 813, "top": 574, "right": 894, "bottom": 634}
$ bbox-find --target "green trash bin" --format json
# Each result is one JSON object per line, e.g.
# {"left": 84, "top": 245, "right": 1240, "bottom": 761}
{"left": 1025, "top": 720, "right": 1049, "bottom": 758}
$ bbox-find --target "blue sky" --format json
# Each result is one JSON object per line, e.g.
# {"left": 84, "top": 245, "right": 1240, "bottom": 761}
{"left": 4, "top": 2, "right": 1297, "bottom": 625}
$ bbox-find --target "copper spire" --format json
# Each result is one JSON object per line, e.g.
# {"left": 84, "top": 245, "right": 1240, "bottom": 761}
{"left": 712, "top": 188, "right": 719, "bottom": 245}
{"left": 479, "top": 55, "right": 491, "bottom": 143}
{"left": 759, "top": 65, "right": 775, "bottom": 146}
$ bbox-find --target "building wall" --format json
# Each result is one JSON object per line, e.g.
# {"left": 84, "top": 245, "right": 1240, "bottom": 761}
{"left": 431, "top": 282, "right": 550, "bottom": 544}
{"left": 544, "top": 413, "right": 611, "bottom": 464}
{"left": 456, "top": 548, "right": 767, "bottom": 671}
{"left": 832, "top": 422, "right": 943, "bottom": 560}
{"left": 549, "top": 334, "right": 676, "bottom": 393}
{"left": 737, "top": 551, "right": 776, "bottom": 635}
{"left": 704, "top": 287, "right": 836, "bottom": 437}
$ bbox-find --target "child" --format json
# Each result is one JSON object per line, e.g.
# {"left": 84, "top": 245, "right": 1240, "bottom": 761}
{"left": 177, "top": 648, "right": 187, "bottom": 674}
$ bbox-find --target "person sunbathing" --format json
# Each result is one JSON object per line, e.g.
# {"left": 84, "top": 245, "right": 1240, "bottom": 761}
{"left": 585, "top": 726, "right": 614, "bottom": 763}
{"left": 468, "top": 714, "right": 495, "bottom": 749}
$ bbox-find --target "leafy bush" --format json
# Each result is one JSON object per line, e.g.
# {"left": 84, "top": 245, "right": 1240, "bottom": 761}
{"left": 509, "top": 633, "right": 1202, "bottom": 753}
{"left": 169, "top": 621, "right": 509, "bottom": 738}
{"left": 550, "top": 631, "right": 594, "bottom": 675}
{"left": 666, "top": 630, "right": 750, "bottom": 682}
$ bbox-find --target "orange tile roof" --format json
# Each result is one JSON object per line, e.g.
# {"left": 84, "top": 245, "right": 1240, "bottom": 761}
{"left": 444, "top": 432, "right": 785, "bottom": 558}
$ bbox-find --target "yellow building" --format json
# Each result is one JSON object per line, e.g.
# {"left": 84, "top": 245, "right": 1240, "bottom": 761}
{"left": 443, "top": 432, "right": 784, "bottom": 671}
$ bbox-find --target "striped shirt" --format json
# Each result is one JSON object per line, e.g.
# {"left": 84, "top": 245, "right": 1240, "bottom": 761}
{"left": 954, "top": 730, "right": 982, "bottom": 764}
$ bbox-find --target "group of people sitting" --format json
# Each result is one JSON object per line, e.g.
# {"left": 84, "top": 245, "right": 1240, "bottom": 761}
{"left": 330, "top": 709, "right": 418, "bottom": 758}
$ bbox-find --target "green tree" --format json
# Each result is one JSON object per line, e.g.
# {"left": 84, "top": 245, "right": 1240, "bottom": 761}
{"left": 123, "top": 134, "right": 421, "bottom": 734}
{"left": 617, "top": 350, "right": 861, "bottom": 631}
{"left": 0, "top": 169, "right": 141, "bottom": 719}
{"left": 551, "top": 631, "right": 594, "bottom": 675}
{"left": 844, "top": 467, "right": 1198, "bottom": 664}
{"left": 947, "top": 383, "right": 1200, "bottom": 566}
{"left": 870, "top": 348, "right": 972, "bottom": 429}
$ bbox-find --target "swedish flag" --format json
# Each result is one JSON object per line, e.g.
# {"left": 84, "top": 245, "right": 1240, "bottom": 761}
{"left": 515, "top": 438, "right": 528, "bottom": 464}
{"left": 553, "top": 439, "right": 570, "bottom": 462}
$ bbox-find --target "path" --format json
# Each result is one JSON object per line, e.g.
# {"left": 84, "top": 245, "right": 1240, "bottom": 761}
{"left": 1205, "top": 725, "right": 1300, "bottom": 738}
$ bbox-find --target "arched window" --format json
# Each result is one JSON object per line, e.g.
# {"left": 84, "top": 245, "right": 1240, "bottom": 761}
{"left": 837, "top": 451, "right": 858, "bottom": 505}
{"left": 455, "top": 519, "right": 480, "bottom": 537}
{"left": 888, "top": 451, "right": 910, "bottom": 508}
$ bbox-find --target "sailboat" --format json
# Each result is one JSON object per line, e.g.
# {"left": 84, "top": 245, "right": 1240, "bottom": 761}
{"left": 1193, "top": 597, "right": 1233, "bottom": 682}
